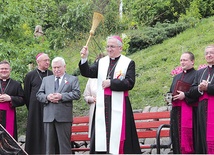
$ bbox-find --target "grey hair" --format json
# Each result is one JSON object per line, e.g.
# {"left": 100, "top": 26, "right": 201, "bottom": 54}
{"left": 51, "top": 57, "right": 66, "bottom": 66}
{"left": 37, "top": 53, "right": 48, "bottom": 61}
{"left": 107, "top": 36, "right": 123, "bottom": 47}
{"left": 205, "top": 44, "right": 214, "bottom": 51}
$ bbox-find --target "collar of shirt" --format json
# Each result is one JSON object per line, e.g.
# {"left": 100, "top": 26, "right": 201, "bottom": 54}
{"left": 183, "top": 67, "right": 194, "bottom": 73}
{"left": 110, "top": 55, "right": 121, "bottom": 61}
{"left": 0, "top": 78, "right": 10, "bottom": 82}
{"left": 55, "top": 74, "right": 65, "bottom": 85}
{"left": 208, "top": 65, "right": 213, "bottom": 68}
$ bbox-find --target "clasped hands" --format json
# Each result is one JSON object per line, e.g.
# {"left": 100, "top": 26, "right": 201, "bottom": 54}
{"left": 88, "top": 96, "right": 96, "bottom": 104}
{"left": 47, "top": 93, "right": 62, "bottom": 103}
{"left": 0, "top": 94, "right": 11, "bottom": 103}
{"left": 198, "top": 80, "right": 208, "bottom": 92}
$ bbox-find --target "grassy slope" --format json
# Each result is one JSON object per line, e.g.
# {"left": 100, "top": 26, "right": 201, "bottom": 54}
{"left": 16, "top": 16, "right": 214, "bottom": 136}
{"left": 129, "top": 16, "right": 214, "bottom": 109}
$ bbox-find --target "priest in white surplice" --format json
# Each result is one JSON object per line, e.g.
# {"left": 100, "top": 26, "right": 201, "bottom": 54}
{"left": 79, "top": 35, "right": 141, "bottom": 154}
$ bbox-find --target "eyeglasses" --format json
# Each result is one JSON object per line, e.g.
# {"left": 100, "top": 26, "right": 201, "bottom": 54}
{"left": 41, "top": 59, "right": 50, "bottom": 62}
{"left": 205, "top": 51, "right": 214, "bottom": 55}
{"left": 106, "top": 45, "right": 120, "bottom": 49}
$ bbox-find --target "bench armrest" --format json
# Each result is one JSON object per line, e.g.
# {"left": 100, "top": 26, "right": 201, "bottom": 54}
{"left": 156, "top": 124, "right": 171, "bottom": 154}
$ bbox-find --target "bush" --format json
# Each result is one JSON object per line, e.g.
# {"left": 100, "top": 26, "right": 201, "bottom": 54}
{"left": 126, "top": 21, "right": 193, "bottom": 54}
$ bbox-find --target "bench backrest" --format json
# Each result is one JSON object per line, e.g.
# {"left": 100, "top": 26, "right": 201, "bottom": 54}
{"left": 134, "top": 111, "right": 170, "bottom": 138}
{"left": 71, "top": 116, "right": 89, "bottom": 141}
{"left": 71, "top": 111, "right": 170, "bottom": 142}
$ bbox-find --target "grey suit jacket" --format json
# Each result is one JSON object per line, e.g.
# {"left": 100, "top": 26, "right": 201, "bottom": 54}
{"left": 36, "top": 73, "right": 81, "bottom": 123}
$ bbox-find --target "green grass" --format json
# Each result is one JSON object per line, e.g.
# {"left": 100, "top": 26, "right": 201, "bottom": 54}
{"left": 129, "top": 16, "right": 214, "bottom": 109}
{"left": 16, "top": 16, "right": 214, "bottom": 136}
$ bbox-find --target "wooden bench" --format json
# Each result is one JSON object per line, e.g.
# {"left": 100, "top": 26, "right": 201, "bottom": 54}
{"left": 71, "top": 111, "right": 171, "bottom": 154}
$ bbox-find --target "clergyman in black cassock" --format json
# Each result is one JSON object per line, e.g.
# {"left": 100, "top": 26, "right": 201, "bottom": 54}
{"left": 79, "top": 35, "right": 141, "bottom": 154}
{"left": 188, "top": 45, "right": 214, "bottom": 154}
{"left": 24, "top": 53, "right": 53, "bottom": 154}
{"left": 0, "top": 60, "right": 25, "bottom": 140}
{"left": 169, "top": 52, "right": 197, "bottom": 154}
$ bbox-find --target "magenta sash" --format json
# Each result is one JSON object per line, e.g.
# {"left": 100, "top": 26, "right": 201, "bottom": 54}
{"left": 199, "top": 93, "right": 214, "bottom": 154}
{"left": 0, "top": 102, "right": 15, "bottom": 137}
{"left": 172, "top": 100, "right": 194, "bottom": 153}
{"left": 104, "top": 88, "right": 128, "bottom": 154}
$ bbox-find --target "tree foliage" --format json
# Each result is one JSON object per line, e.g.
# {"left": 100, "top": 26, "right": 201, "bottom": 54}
{"left": 123, "top": 0, "right": 214, "bottom": 27}
{"left": 0, "top": 0, "right": 214, "bottom": 81}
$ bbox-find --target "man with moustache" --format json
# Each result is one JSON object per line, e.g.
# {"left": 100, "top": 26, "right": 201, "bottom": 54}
{"left": 37, "top": 57, "right": 81, "bottom": 154}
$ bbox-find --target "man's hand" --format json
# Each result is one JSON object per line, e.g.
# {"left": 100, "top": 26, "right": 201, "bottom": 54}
{"left": 173, "top": 91, "right": 185, "bottom": 100}
{"left": 102, "top": 79, "right": 111, "bottom": 89}
{"left": 47, "top": 93, "right": 62, "bottom": 103}
{"left": 80, "top": 46, "right": 89, "bottom": 58}
{"left": 0, "top": 94, "right": 11, "bottom": 102}
{"left": 198, "top": 80, "right": 208, "bottom": 92}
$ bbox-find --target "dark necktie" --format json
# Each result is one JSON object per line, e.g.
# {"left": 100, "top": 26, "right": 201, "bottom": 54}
{"left": 55, "top": 77, "right": 60, "bottom": 91}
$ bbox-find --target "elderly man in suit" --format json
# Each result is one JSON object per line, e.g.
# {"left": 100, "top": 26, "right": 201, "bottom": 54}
{"left": 36, "top": 57, "right": 81, "bottom": 154}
